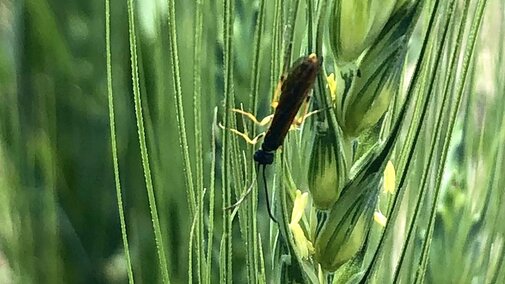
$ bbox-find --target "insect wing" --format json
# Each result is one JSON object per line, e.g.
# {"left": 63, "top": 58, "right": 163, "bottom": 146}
{"left": 261, "top": 54, "right": 321, "bottom": 152}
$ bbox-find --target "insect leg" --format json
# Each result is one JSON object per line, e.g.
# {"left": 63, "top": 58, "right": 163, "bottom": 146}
{"left": 270, "top": 74, "right": 286, "bottom": 109}
{"left": 299, "top": 109, "right": 325, "bottom": 123}
{"left": 231, "top": 108, "right": 273, "bottom": 126}
{"left": 294, "top": 94, "right": 313, "bottom": 126}
{"left": 292, "top": 97, "right": 330, "bottom": 128}
{"left": 218, "top": 123, "right": 266, "bottom": 145}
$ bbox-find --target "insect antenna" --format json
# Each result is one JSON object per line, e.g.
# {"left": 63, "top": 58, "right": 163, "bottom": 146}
{"left": 261, "top": 165, "right": 278, "bottom": 223}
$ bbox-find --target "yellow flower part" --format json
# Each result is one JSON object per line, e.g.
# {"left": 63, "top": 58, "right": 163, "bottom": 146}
{"left": 291, "top": 190, "right": 308, "bottom": 224}
{"left": 373, "top": 211, "right": 387, "bottom": 227}
{"left": 289, "top": 190, "right": 314, "bottom": 259}
{"left": 326, "top": 73, "right": 337, "bottom": 102}
{"left": 384, "top": 160, "right": 396, "bottom": 194}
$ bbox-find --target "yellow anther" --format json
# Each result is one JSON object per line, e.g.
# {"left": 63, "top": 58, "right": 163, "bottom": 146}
{"left": 384, "top": 160, "right": 396, "bottom": 194}
{"left": 373, "top": 211, "right": 387, "bottom": 227}
{"left": 326, "top": 73, "right": 337, "bottom": 101}
{"left": 289, "top": 190, "right": 314, "bottom": 259}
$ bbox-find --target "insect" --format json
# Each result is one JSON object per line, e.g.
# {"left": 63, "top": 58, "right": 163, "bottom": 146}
{"left": 227, "top": 53, "right": 322, "bottom": 222}
{"left": 254, "top": 53, "right": 321, "bottom": 165}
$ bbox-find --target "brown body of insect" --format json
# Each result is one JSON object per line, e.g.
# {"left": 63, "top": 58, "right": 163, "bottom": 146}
{"left": 254, "top": 53, "right": 321, "bottom": 165}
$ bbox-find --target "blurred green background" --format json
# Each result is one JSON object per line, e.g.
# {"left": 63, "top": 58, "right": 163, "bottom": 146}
{"left": 1, "top": 0, "right": 194, "bottom": 282}
{"left": 0, "top": 0, "right": 504, "bottom": 283}
{"left": 0, "top": 0, "right": 273, "bottom": 282}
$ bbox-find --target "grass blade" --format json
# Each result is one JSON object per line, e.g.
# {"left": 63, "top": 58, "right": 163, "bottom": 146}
{"left": 126, "top": 0, "right": 170, "bottom": 282}
{"left": 415, "top": 0, "right": 489, "bottom": 281}
{"left": 105, "top": 0, "right": 134, "bottom": 282}
{"left": 167, "top": 0, "right": 196, "bottom": 217}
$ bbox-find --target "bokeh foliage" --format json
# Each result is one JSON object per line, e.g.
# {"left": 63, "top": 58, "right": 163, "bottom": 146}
{"left": 0, "top": 0, "right": 503, "bottom": 283}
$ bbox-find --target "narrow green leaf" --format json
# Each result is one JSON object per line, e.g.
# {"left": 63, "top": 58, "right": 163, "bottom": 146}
{"left": 126, "top": 0, "right": 170, "bottom": 282}
{"left": 166, "top": 0, "right": 196, "bottom": 217}
{"left": 105, "top": 0, "right": 134, "bottom": 282}
{"left": 415, "top": 0, "right": 489, "bottom": 281}
{"left": 221, "top": 0, "right": 234, "bottom": 282}
{"left": 392, "top": 0, "right": 461, "bottom": 280}
{"left": 193, "top": 0, "right": 205, "bottom": 282}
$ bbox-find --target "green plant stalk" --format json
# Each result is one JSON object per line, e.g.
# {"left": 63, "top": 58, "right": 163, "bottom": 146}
{"left": 456, "top": 8, "right": 505, "bottom": 280}
{"left": 394, "top": 0, "right": 441, "bottom": 178}
{"left": 126, "top": 0, "right": 170, "bottom": 282}
{"left": 105, "top": 0, "right": 134, "bottom": 282}
{"left": 270, "top": 0, "right": 283, "bottom": 99}
{"left": 219, "top": 236, "right": 226, "bottom": 282}
{"left": 166, "top": 0, "right": 196, "bottom": 217}
{"left": 306, "top": 0, "right": 313, "bottom": 53}
{"left": 220, "top": 0, "right": 234, "bottom": 282}
{"left": 258, "top": 232, "right": 267, "bottom": 282}
{"left": 232, "top": 154, "right": 254, "bottom": 282}
{"left": 359, "top": 0, "right": 443, "bottom": 280}
{"left": 415, "top": 0, "right": 488, "bottom": 281}
{"left": 391, "top": 0, "right": 461, "bottom": 280}
{"left": 193, "top": 0, "right": 203, "bottom": 201}
{"left": 277, "top": 156, "right": 305, "bottom": 283}
{"left": 283, "top": 0, "right": 301, "bottom": 70}
{"left": 205, "top": 108, "right": 218, "bottom": 284}
{"left": 416, "top": 1, "right": 486, "bottom": 281}
{"left": 488, "top": 158, "right": 505, "bottom": 283}
{"left": 188, "top": 208, "right": 198, "bottom": 284}
{"left": 192, "top": 0, "right": 204, "bottom": 282}
{"left": 245, "top": 0, "right": 266, "bottom": 281}
{"left": 248, "top": 0, "right": 266, "bottom": 132}
{"left": 314, "top": 0, "right": 325, "bottom": 55}
{"left": 435, "top": 15, "right": 481, "bottom": 284}
{"left": 148, "top": 8, "right": 172, "bottom": 265}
